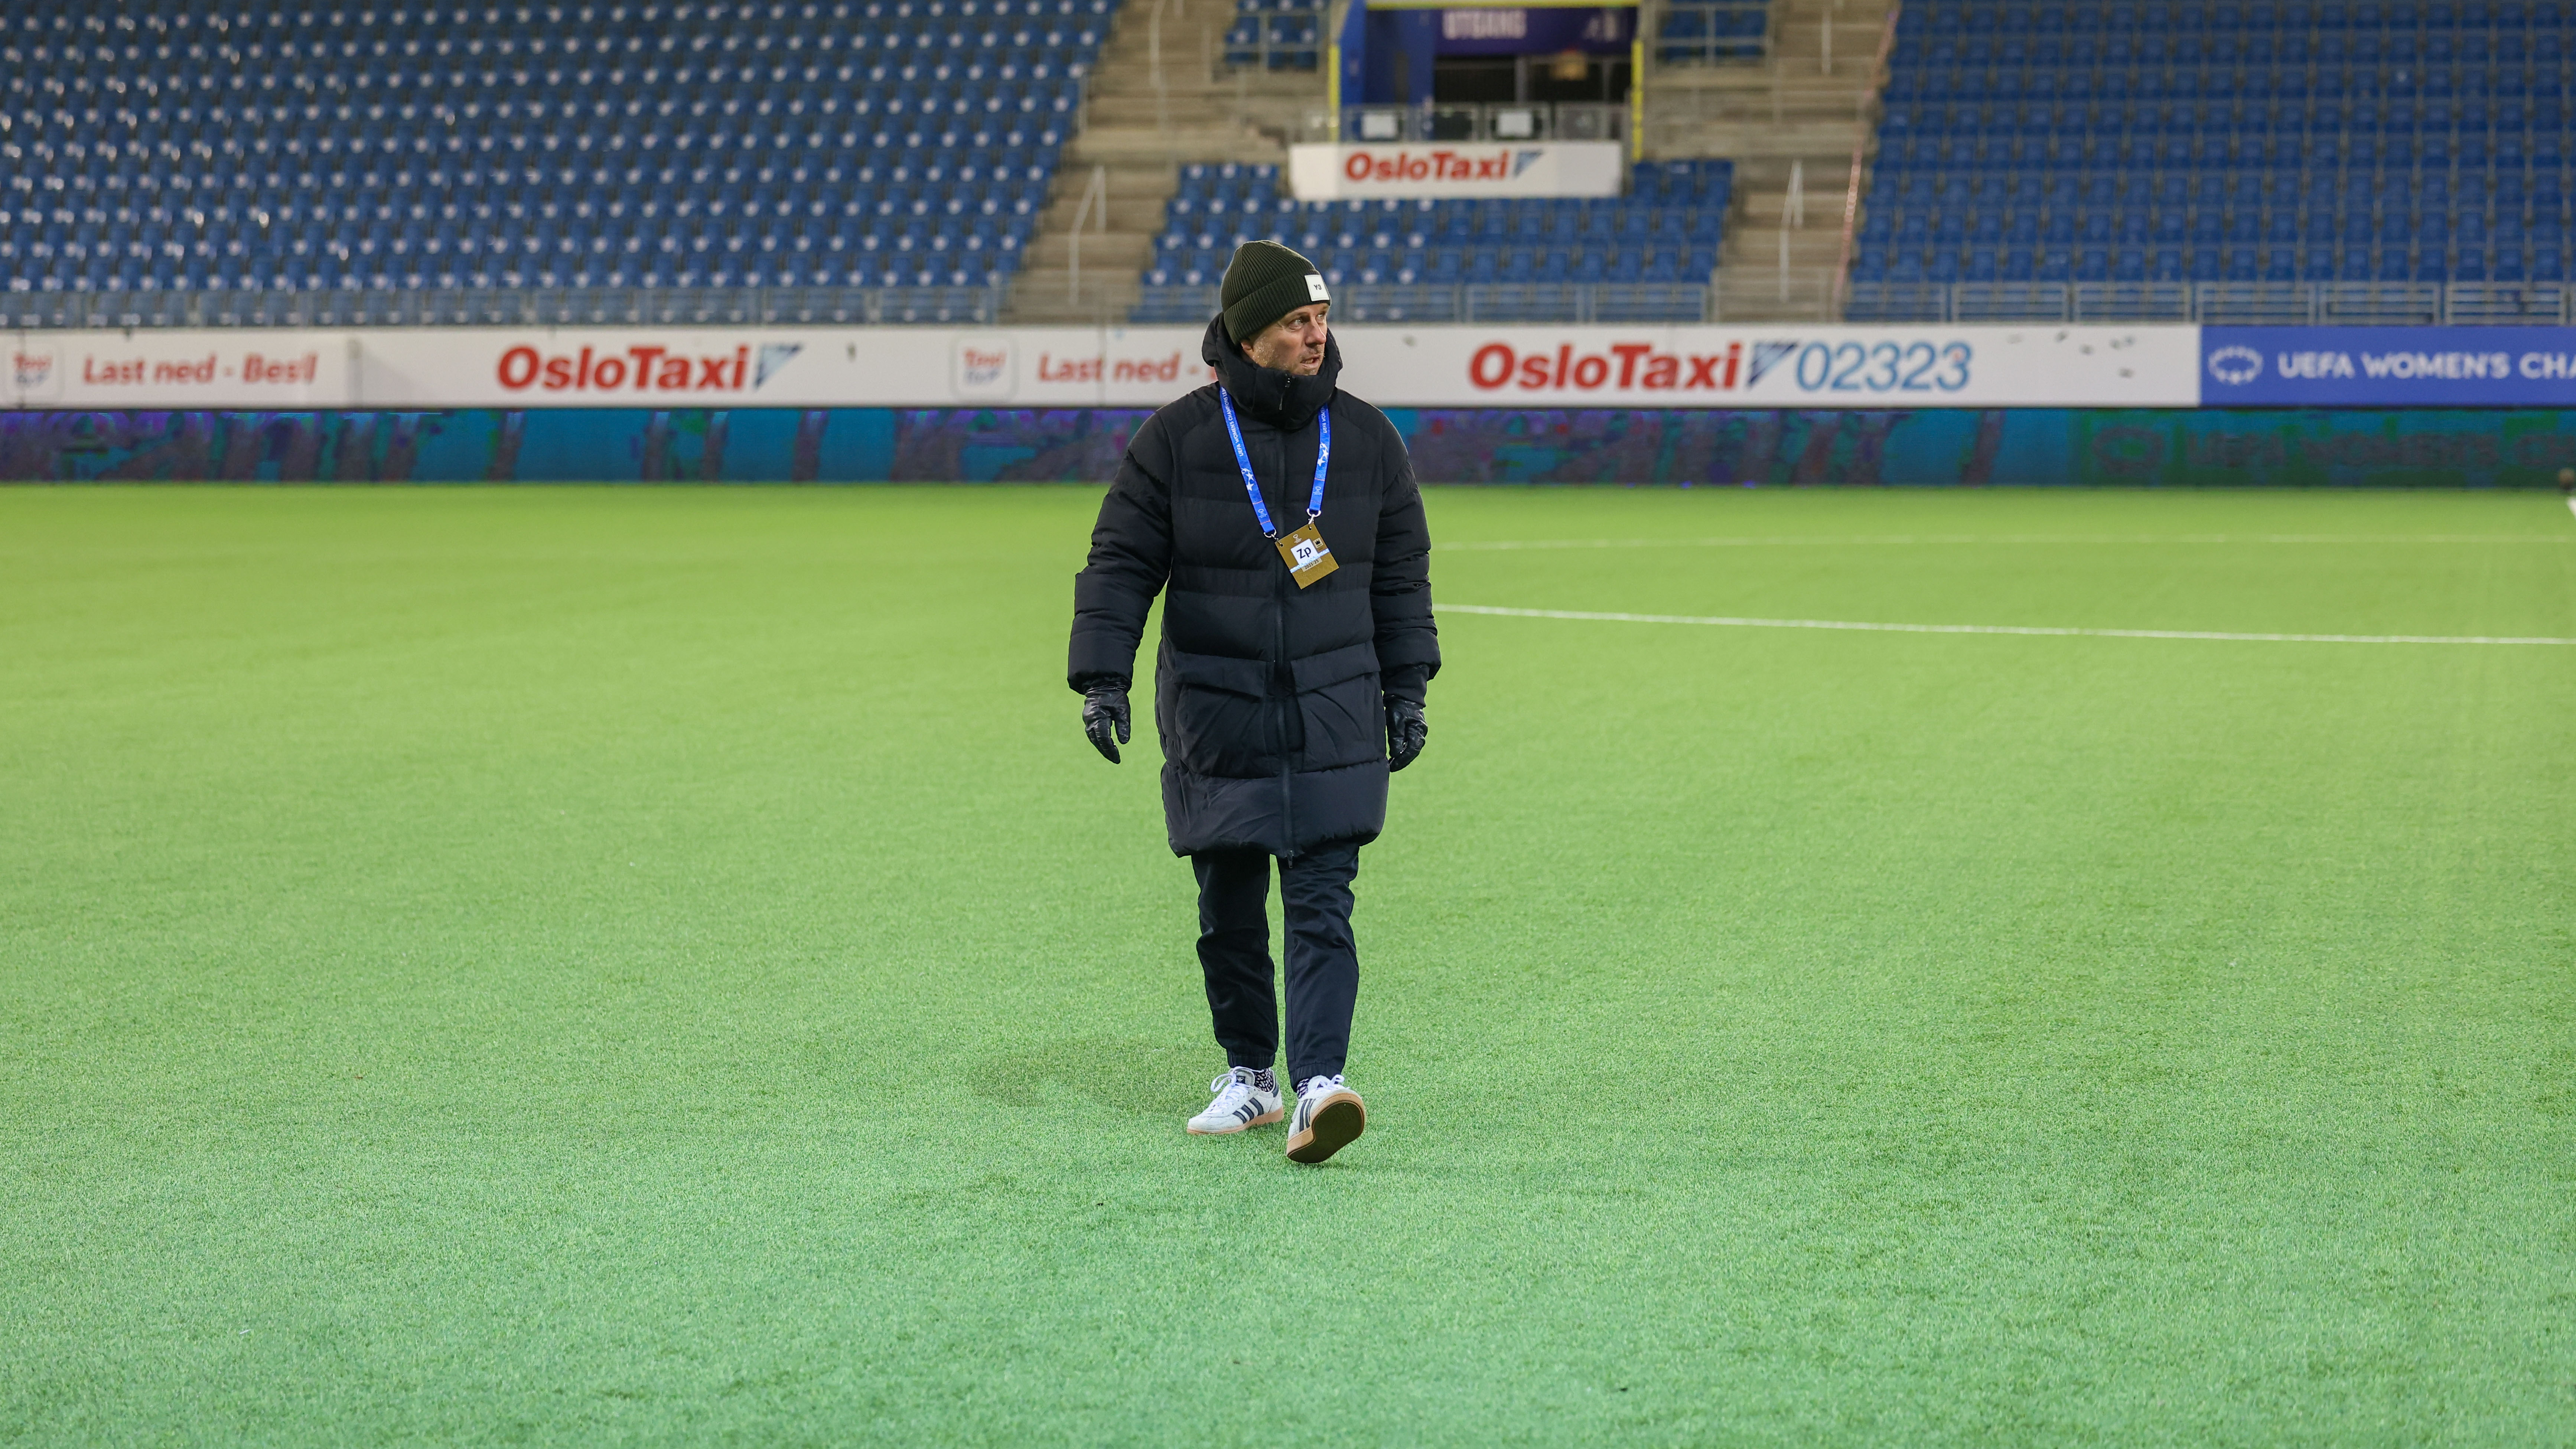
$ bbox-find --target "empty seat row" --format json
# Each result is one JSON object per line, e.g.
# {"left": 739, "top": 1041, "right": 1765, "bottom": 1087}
{"left": 1902, "top": 0, "right": 2571, "bottom": 30}
{"left": 1149, "top": 243, "right": 1720, "bottom": 289}
{"left": 0, "top": 0, "right": 1120, "bottom": 297}
{"left": 1136, "top": 160, "right": 1731, "bottom": 310}
{"left": 1888, "top": 61, "right": 2576, "bottom": 97}
{"left": 13, "top": 0, "right": 1111, "bottom": 39}
{"left": 1859, "top": 0, "right": 2576, "bottom": 281}
{"left": 1856, "top": 240, "right": 2574, "bottom": 283}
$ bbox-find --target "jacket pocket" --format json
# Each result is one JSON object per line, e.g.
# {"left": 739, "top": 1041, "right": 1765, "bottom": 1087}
{"left": 1165, "top": 648, "right": 1274, "bottom": 779}
{"left": 1291, "top": 642, "right": 1383, "bottom": 770}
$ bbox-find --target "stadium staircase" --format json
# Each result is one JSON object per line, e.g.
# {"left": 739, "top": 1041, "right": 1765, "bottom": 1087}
{"left": 1645, "top": 0, "right": 1897, "bottom": 319}
{"left": 1005, "top": 0, "right": 1319, "bottom": 321}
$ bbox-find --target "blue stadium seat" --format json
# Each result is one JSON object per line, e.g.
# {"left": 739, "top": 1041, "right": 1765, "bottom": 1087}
{"left": 1854, "top": 1, "right": 2576, "bottom": 286}
{"left": 1129, "top": 160, "right": 1732, "bottom": 315}
{"left": 0, "top": 0, "right": 1113, "bottom": 296}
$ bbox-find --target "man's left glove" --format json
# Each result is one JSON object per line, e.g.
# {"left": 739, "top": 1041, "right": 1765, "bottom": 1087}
{"left": 1081, "top": 683, "right": 1131, "bottom": 764}
{"left": 1386, "top": 697, "right": 1427, "bottom": 772}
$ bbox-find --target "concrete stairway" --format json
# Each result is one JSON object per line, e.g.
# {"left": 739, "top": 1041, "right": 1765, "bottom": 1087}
{"left": 1644, "top": 0, "right": 1895, "bottom": 319}
{"left": 1005, "top": 0, "right": 1325, "bottom": 324}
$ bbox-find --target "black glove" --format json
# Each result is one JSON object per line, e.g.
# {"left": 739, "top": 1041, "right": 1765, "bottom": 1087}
{"left": 1081, "top": 684, "right": 1131, "bottom": 764}
{"left": 1386, "top": 697, "right": 1427, "bottom": 772}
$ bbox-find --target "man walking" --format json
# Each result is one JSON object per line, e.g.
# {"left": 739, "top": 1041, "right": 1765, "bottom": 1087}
{"left": 1068, "top": 241, "right": 1438, "bottom": 1166}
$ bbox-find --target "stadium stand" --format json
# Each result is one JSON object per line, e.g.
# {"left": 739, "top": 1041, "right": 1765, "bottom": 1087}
{"left": 1128, "top": 158, "right": 1733, "bottom": 323}
{"left": 1846, "top": 0, "right": 2576, "bottom": 322}
{"left": 0, "top": 0, "right": 1116, "bottom": 326}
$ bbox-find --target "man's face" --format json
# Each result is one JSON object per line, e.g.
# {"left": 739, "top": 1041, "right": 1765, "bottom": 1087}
{"left": 1241, "top": 303, "right": 1330, "bottom": 376}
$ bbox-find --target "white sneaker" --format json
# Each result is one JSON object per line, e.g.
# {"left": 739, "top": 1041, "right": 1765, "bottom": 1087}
{"left": 1286, "top": 1075, "right": 1365, "bottom": 1164}
{"left": 1186, "top": 1067, "right": 1283, "bottom": 1134}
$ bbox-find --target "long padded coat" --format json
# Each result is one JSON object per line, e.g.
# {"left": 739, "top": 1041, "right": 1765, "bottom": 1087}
{"left": 1068, "top": 318, "right": 1440, "bottom": 859}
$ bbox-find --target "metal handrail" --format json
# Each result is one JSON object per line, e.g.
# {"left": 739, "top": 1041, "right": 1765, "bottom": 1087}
{"left": 0, "top": 284, "right": 1011, "bottom": 330}
{"left": 1220, "top": 0, "right": 1327, "bottom": 73}
{"left": 1067, "top": 164, "right": 1110, "bottom": 305}
{"left": 1837, "top": 279, "right": 2568, "bottom": 325}
{"left": 1132, "top": 280, "right": 1715, "bottom": 324}
{"left": 1650, "top": 0, "right": 1773, "bottom": 67}
{"left": 1831, "top": 1, "right": 1901, "bottom": 315}
{"left": 1306, "top": 102, "right": 1631, "bottom": 145}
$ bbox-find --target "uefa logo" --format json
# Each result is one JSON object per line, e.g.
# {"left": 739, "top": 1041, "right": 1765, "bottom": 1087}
{"left": 2207, "top": 345, "right": 2264, "bottom": 386}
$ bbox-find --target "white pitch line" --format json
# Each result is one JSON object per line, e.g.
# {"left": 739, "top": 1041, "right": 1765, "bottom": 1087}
{"left": 1444, "top": 604, "right": 2576, "bottom": 647}
{"left": 1436, "top": 533, "right": 2572, "bottom": 552}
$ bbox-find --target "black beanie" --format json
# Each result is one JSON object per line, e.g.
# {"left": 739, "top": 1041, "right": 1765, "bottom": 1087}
{"left": 1220, "top": 240, "right": 1329, "bottom": 346}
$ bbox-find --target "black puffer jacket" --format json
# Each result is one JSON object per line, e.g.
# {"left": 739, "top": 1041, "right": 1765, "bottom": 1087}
{"left": 1069, "top": 317, "right": 1439, "bottom": 858}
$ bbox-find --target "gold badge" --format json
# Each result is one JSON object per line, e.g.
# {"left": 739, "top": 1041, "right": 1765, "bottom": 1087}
{"left": 1274, "top": 521, "right": 1337, "bottom": 587}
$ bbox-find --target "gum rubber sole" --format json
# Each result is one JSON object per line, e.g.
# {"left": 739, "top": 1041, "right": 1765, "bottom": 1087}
{"left": 1285, "top": 1092, "right": 1365, "bottom": 1164}
{"left": 1187, "top": 1107, "right": 1284, "bottom": 1135}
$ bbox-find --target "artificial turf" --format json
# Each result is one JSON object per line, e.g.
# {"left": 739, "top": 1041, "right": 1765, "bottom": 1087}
{"left": 2, "top": 483, "right": 2572, "bottom": 1446}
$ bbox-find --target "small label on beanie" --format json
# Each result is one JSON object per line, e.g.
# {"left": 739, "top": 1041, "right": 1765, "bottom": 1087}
{"left": 1305, "top": 273, "right": 1329, "bottom": 301}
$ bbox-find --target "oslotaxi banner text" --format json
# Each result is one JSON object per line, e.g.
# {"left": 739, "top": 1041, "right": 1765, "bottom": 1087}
{"left": 1286, "top": 141, "right": 1626, "bottom": 200}
{"left": 4, "top": 323, "right": 2205, "bottom": 410}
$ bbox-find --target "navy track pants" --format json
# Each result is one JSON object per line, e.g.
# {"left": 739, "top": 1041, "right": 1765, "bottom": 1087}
{"left": 1191, "top": 841, "right": 1361, "bottom": 1085}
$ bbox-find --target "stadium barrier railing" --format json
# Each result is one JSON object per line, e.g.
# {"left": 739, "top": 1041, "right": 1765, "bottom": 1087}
{"left": 24, "top": 281, "right": 2568, "bottom": 333}
{"left": 1132, "top": 281, "right": 1711, "bottom": 325}
{"left": 1305, "top": 102, "right": 1631, "bottom": 145}
{"left": 1841, "top": 280, "right": 2574, "bottom": 326}
{"left": 1219, "top": 0, "right": 1326, "bottom": 72}
{"left": 1651, "top": 0, "right": 1774, "bottom": 66}
{"left": 0, "top": 286, "right": 1010, "bottom": 331}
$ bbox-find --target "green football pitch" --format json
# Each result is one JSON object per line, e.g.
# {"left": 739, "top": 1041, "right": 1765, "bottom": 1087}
{"left": 4, "top": 484, "right": 2572, "bottom": 1446}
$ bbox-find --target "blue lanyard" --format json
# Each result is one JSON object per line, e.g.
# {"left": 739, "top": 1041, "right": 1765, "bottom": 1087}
{"left": 1217, "top": 388, "right": 1328, "bottom": 539}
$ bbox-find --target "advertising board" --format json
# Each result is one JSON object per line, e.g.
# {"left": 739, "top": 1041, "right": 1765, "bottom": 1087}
{"left": 403, "top": 326, "right": 1217, "bottom": 408}
{"left": 32, "top": 323, "right": 2576, "bottom": 413}
{"left": 2202, "top": 326, "right": 2576, "bottom": 407}
{"left": 1335, "top": 325, "right": 2203, "bottom": 408}
{"left": 6, "top": 330, "right": 349, "bottom": 408}
{"left": 1285, "top": 142, "right": 1626, "bottom": 200}
{"left": 0, "top": 323, "right": 2201, "bottom": 410}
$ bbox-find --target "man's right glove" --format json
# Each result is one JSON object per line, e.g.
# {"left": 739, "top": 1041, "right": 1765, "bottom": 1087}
{"left": 1081, "top": 683, "right": 1131, "bottom": 764}
{"left": 1386, "top": 697, "right": 1427, "bottom": 772}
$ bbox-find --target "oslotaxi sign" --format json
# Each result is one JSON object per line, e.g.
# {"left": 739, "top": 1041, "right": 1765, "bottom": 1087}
{"left": 1286, "top": 141, "right": 1625, "bottom": 200}
{"left": 0, "top": 326, "right": 1223, "bottom": 409}
{"left": 1, "top": 323, "right": 2204, "bottom": 410}
{"left": 1335, "top": 325, "right": 2201, "bottom": 407}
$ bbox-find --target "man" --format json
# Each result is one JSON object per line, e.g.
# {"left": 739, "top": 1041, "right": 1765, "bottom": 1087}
{"left": 1068, "top": 240, "right": 1438, "bottom": 1166}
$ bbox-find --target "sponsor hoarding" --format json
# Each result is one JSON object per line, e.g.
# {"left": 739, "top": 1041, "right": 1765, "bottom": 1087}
{"left": 363, "top": 329, "right": 841, "bottom": 406}
{"left": 28, "top": 324, "right": 2576, "bottom": 412}
{"left": 1, "top": 323, "right": 2197, "bottom": 409}
{"left": 1335, "top": 325, "right": 2202, "bottom": 408}
{"left": 2202, "top": 326, "right": 2576, "bottom": 407}
{"left": 7, "top": 330, "right": 348, "bottom": 408}
{"left": 1286, "top": 141, "right": 1625, "bottom": 199}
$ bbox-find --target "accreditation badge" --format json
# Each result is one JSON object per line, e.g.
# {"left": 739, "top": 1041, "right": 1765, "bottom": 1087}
{"left": 1274, "top": 521, "right": 1338, "bottom": 587}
